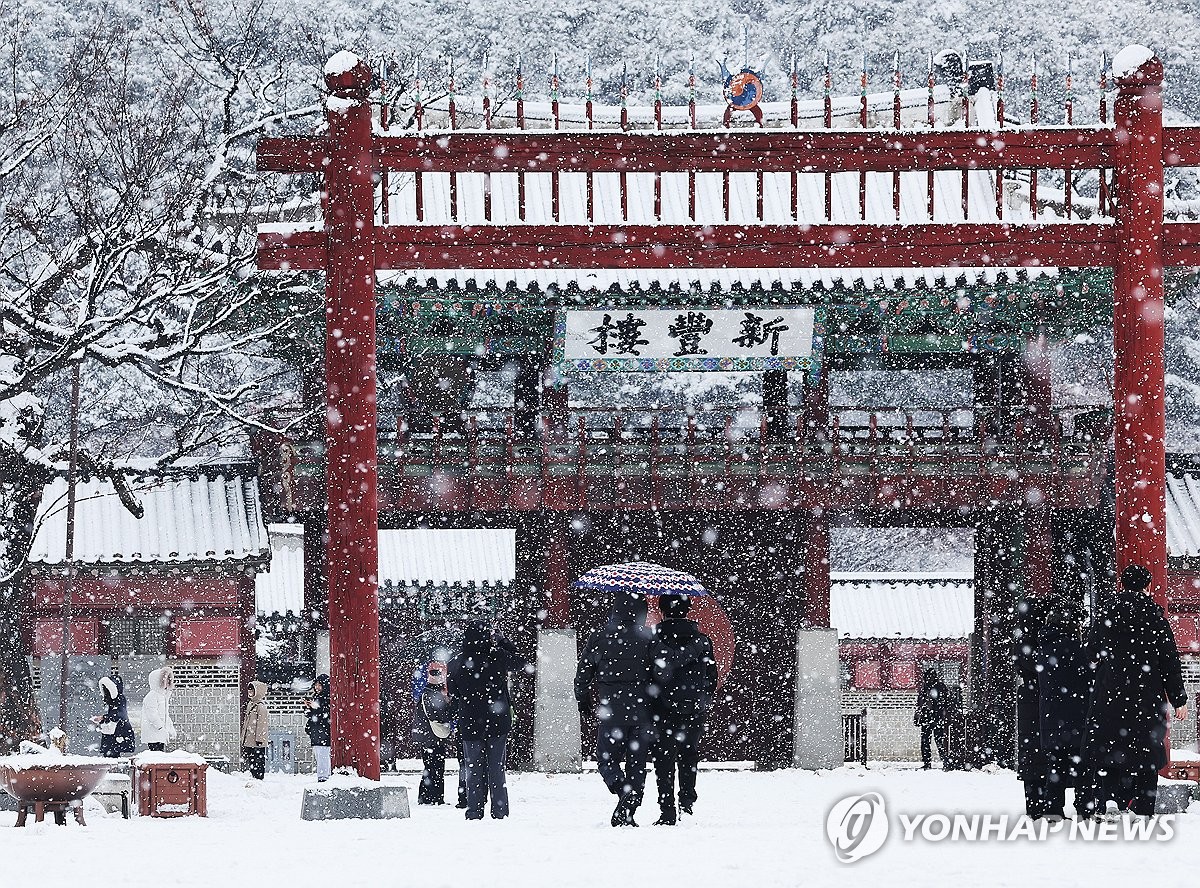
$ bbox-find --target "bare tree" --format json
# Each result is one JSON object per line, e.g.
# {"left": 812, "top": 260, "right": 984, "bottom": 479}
{"left": 0, "top": 0, "right": 330, "bottom": 745}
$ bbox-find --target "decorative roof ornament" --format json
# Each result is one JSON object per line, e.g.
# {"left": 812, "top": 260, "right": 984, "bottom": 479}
{"left": 718, "top": 59, "right": 764, "bottom": 126}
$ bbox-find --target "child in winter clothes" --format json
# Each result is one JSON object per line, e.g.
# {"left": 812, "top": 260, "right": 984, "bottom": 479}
{"left": 241, "top": 681, "right": 270, "bottom": 780}
{"left": 141, "top": 666, "right": 177, "bottom": 751}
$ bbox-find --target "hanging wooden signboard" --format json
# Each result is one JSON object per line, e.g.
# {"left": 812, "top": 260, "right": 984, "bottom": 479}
{"left": 556, "top": 306, "right": 821, "bottom": 372}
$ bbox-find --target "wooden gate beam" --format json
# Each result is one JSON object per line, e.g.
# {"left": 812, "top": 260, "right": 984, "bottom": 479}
{"left": 259, "top": 222, "right": 1120, "bottom": 272}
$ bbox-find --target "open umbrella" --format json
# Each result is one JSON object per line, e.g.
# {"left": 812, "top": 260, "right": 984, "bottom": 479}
{"left": 573, "top": 561, "right": 708, "bottom": 597}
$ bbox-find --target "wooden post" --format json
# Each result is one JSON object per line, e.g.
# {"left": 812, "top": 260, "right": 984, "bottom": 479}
{"left": 802, "top": 513, "right": 831, "bottom": 628}
{"left": 1113, "top": 50, "right": 1167, "bottom": 609}
{"left": 322, "top": 53, "right": 381, "bottom": 780}
{"left": 1026, "top": 508, "right": 1054, "bottom": 598}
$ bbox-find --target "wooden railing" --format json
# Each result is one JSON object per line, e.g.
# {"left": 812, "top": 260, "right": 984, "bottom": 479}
{"left": 277, "top": 404, "right": 1107, "bottom": 483}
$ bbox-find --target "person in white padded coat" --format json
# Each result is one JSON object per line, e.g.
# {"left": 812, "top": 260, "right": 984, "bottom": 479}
{"left": 141, "top": 666, "right": 177, "bottom": 751}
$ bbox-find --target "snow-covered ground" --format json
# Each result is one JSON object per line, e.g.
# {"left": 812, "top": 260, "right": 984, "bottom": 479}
{"left": 4, "top": 764, "right": 1197, "bottom": 888}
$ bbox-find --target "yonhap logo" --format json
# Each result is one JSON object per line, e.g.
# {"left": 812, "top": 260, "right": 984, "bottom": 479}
{"left": 826, "top": 792, "right": 889, "bottom": 863}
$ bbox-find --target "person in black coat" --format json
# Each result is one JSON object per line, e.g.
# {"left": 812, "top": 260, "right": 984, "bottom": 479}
{"left": 575, "top": 589, "right": 655, "bottom": 827}
{"left": 411, "top": 660, "right": 455, "bottom": 805}
{"left": 304, "top": 674, "right": 332, "bottom": 781}
{"left": 914, "top": 669, "right": 950, "bottom": 770}
{"left": 1079, "top": 564, "right": 1189, "bottom": 816}
{"left": 648, "top": 594, "right": 717, "bottom": 826}
{"left": 1036, "top": 602, "right": 1090, "bottom": 817}
{"left": 95, "top": 666, "right": 136, "bottom": 757}
{"left": 447, "top": 621, "right": 530, "bottom": 820}
{"left": 1016, "top": 596, "right": 1091, "bottom": 818}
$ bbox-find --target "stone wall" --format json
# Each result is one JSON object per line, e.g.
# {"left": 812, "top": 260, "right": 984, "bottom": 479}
{"left": 842, "top": 690, "right": 931, "bottom": 762}
{"left": 1177, "top": 656, "right": 1200, "bottom": 748}
{"left": 167, "top": 660, "right": 242, "bottom": 764}
{"left": 265, "top": 688, "right": 314, "bottom": 771}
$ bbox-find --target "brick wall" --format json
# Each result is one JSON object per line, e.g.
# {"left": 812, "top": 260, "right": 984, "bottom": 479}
{"left": 170, "top": 660, "right": 242, "bottom": 763}
{"left": 1177, "top": 656, "right": 1200, "bottom": 747}
{"left": 265, "top": 688, "right": 314, "bottom": 769}
{"left": 842, "top": 690, "right": 928, "bottom": 762}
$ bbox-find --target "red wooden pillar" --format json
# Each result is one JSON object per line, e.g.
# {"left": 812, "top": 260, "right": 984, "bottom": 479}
{"left": 542, "top": 515, "right": 572, "bottom": 629}
{"left": 1113, "top": 53, "right": 1167, "bottom": 610}
{"left": 1022, "top": 333, "right": 1053, "bottom": 427}
{"left": 1025, "top": 508, "right": 1053, "bottom": 598}
{"left": 804, "top": 365, "right": 830, "bottom": 441}
{"left": 802, "top": 512, "right": 831, "bottom": 627}
{"left": 322, "top": 54, "right": 381, "bottom": 780}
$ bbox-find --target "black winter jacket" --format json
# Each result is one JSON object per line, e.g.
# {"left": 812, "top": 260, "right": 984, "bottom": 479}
{"left": 1082, "top": 590, "right": 1187, "bottom": 774}
{"left": 914, "top": 677, "right": 951, "bottom": 729}
{"left": 647, "top": 619, "right": 717, "bottom": 723}
{"left": 575, "top": 592, "right": 655, "bottom": 723}
{"left": 304, "top": 675, "right": 332, "bottom": 747}
{"left": 411, "top": 684, "right": 455, "bottom": 747}
{"left": 1015, "top": 628, "right": 1043, "bottom": 782}
{"left": 1037, "top": 624, "right": 1090, "bottom": 755}
{"left": 448, "top": 625, "right": 529, "bottom": 741}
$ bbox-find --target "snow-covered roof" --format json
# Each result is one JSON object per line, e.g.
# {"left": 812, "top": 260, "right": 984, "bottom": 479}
{"left": 379, "top": 528, "right": 516, "bottom": 589}
{"left": 254, "top": 526, "right": 517, "bottom": 616}
{"left": 830, "top": 572, "right": 974, "bottom": 640}
{"left": 1167, "top": 473, "right": 1200, "bottom": 559}
{"left": 28, "top": 471, "right": 269, "bottom": 567}
{"left": 255, "top": 524, "right": 304, "bottom": 616}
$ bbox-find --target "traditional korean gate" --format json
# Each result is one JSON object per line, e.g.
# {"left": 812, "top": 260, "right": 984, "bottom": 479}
{"left": 257, "top": 48, "right": 1200, "bottom": 778}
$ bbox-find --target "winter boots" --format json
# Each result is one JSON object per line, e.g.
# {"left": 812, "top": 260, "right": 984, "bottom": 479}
{"left": 611, "top": 791, "right": 642, "bottom": 827}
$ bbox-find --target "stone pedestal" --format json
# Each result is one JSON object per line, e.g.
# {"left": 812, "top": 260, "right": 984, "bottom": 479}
{"left": 793, "top": 628, "right": 842, "bottom": 770}
{"left": 300, "top": 784, "right": 410, "bottom": 821}
{"left": 533, "top": 628, "right": 582, "bottom": 773}
{"left": 1155, "top": 779, "right": 1196, "bottom": 814}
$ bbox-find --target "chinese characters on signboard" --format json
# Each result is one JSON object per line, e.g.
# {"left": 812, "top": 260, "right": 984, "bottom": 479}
{"left": 559, "top": 307, "right": 818, "bottom": 371}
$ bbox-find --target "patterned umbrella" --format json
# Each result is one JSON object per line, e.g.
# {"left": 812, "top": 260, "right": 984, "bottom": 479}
{"left": 573, "top": 561, "right": 708, "bottom": 597}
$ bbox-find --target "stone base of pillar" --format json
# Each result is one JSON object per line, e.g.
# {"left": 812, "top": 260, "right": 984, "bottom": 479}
{"left": 533, "top": 628, "right": 582, "bottom": 773}
{"left": 793, "top": 627, "right": 842, "bottom": 770}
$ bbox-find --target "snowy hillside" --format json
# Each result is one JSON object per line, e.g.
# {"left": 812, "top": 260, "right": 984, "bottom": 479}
{"left": 6, "top": 0, "right": 1200, "bottom": 461}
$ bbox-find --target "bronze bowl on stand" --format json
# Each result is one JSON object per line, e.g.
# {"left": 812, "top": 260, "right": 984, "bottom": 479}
{"left": 0, "top": 758, "right": 113, "bottom": 826}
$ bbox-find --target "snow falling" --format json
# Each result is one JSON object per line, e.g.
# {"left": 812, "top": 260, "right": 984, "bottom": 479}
{"left": 4, "top": 2, "right": 1200, "bottom": 886}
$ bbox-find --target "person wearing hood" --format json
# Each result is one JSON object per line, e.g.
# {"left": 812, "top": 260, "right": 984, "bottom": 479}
{"left": 575, "top": 589, "right": 656, "bottom": 827}
{"left": 648, "top": 594, "right": 717, "bottom": 826}
{"left": 94, "top": 663, "right": 136, "bottom": 757}
{"left": 241, "top": 680, "right": 270, "bottom": 780}
{"left": 447, "top": 621, "right": 530, "bottom": 820}
{"left": 141, "top": 666, "right": 177, "bottom": 752}
{"left": 304, "top": 674, "right": 332, "bottom": 782}
{"left": 1079, "top": 564, "right": 1189, "bottom": 817}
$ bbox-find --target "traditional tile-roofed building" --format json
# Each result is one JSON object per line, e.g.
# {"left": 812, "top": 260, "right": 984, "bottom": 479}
{"left": 831, "top": 572, "right": 971, "bottom": 762}
{"left": 24, "top": 465, "right": 268, "bottom": 763}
